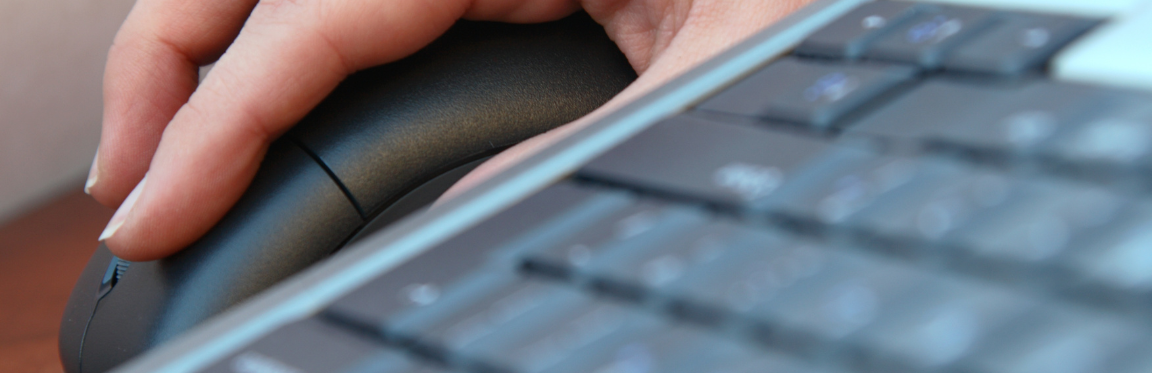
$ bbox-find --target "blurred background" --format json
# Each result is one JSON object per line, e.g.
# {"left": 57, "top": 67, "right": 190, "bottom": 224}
{"left": 1, "top": 0, "right": 135, "bottom": 371}
{"left": 1, "top": 0, "right": 133, "bottom": 218}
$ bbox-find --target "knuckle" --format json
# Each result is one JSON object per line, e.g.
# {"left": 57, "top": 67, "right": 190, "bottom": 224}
{"left": 195, "top": 69, "right": 276, "bottom": 142}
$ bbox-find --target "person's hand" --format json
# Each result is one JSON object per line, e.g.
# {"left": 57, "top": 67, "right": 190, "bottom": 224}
{"left": 87, "top": 0, "right": 813, "bottom": 261}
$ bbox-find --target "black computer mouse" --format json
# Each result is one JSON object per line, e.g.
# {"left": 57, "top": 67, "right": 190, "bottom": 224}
{"left": 59, "top": 12, "right": 636, "bottom": 373}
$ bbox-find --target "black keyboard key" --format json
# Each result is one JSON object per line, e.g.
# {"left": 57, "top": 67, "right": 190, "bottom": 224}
{"left": 963, "top": 309, "right": 1143, "bottom": 373}
{"left": 1038, "top": 90, "right": 1152, "bottom": 173}
{"left": 848, "top": 277, "right": 1033, "bottom": 371}
{"left": 324, "top": 184, "right": 629, "bottom": 334}
{"left": 697, "top": 58, "right": 917, "bottom": 128}
{"left": 770, "top": 154, "right": 921, "bottom": 225}
{"left": 1065, "top": 205, "right": 1152, "bottom": 297}
{"left": 1049, "top": 119, "right": 1152, "bottom": 167}
{"left": 580, "top": 115, "right": 837, "bottom": 209}
{"left": 943, "top": 14, "right": 1097, "bottom": 75}
{"left": 949, "top": 180, "right": 1121, "bottom": 267}
{"left": 457, "top": 293, "right": 658, "bottom": 373}
{"left": 387, "top": 274, "right": 568, "bottom": 357}
{"left": 694, "top": 347, "right": 837, "bottom": 373}
{"left": 201, "top": 318, "right": 416, "bottom": 373}
{"left": 845, "top": 80, "right": 997, "bottom": 141}
{"left": 795, "top": 1, "right": 923, "bottom": 59}
{"left": 584, "top": 220, "right": 752, "bottom": 299}
{"left": 924, "top": 82, "right": 1106, "bottom": 159}
{"left": 746, "top": 250, "right": 924, "bottom": 353}
{"left": 847, "top": 80, "right": 1106, "bottom": 159}
{"left": 520, "top": 200, "right": 709, "bottom": 280}
{"left": 659, "top": 231, "right": 810, "bottom": 322}
{"left": 865, "top": 6, "right": 997, "bottom": 68}
{"left": 488, "top": 190, "right": 637, "bottom": 264}
{"left": 543, "top": 325, "right": 744, "bottom": 373}
{"left": 843, "top": 161, "right": 1001, "bottom": 243}
{"left": 332, "top": 268, "right": 529, "bottom": 343}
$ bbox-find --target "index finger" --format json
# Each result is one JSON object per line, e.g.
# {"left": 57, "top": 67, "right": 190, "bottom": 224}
{"left": 100, "top": 0, "right": 582, "bottom": 260}
{"left": 92, "top": 0, "right": 258, "bottom": 206}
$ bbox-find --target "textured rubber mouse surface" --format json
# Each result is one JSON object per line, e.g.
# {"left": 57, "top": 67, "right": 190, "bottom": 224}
{"left": 59, "top": 13, "right": 635, "bottom": 373}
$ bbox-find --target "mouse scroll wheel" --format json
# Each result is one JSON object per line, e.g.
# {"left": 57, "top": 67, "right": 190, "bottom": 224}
{"left": 96, "top": 257, "right": 130, "bottom": 300}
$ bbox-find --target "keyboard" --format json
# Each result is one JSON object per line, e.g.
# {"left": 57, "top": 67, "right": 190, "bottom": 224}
{"left": 118, "top": 0, "right": 1152, "bottom": 372}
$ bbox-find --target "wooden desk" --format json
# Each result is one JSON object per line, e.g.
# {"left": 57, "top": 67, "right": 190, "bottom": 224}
{"left": 0, "top": 189, "right": 113, "bottom": 373}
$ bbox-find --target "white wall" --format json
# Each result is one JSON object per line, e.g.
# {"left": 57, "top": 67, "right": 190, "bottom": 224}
{"left": 0, "top": 0, "right": 136, "bottom": 220}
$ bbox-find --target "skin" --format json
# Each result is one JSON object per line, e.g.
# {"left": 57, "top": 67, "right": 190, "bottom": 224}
{"left": 87, "top": 0, "right": 813, "bottom": 261}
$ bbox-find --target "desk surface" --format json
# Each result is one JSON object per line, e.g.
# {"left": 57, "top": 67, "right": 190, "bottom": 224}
{"left": 0, "top": 188, "right": 113, "bottom": 373}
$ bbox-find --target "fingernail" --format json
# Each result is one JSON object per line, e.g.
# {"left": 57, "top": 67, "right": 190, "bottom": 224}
{"left": 100, "top": 175, "right": 147, "bottom": 241}
{"left": 85, "top": 146, "right": 99, "bottom": 195}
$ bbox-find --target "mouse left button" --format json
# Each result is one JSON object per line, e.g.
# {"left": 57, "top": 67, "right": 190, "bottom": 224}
{"left": 59, "top": 244, "right": 116, "bottom": 373}
{"left": 67, "top": 140, "right": 366, "bottom": 373}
